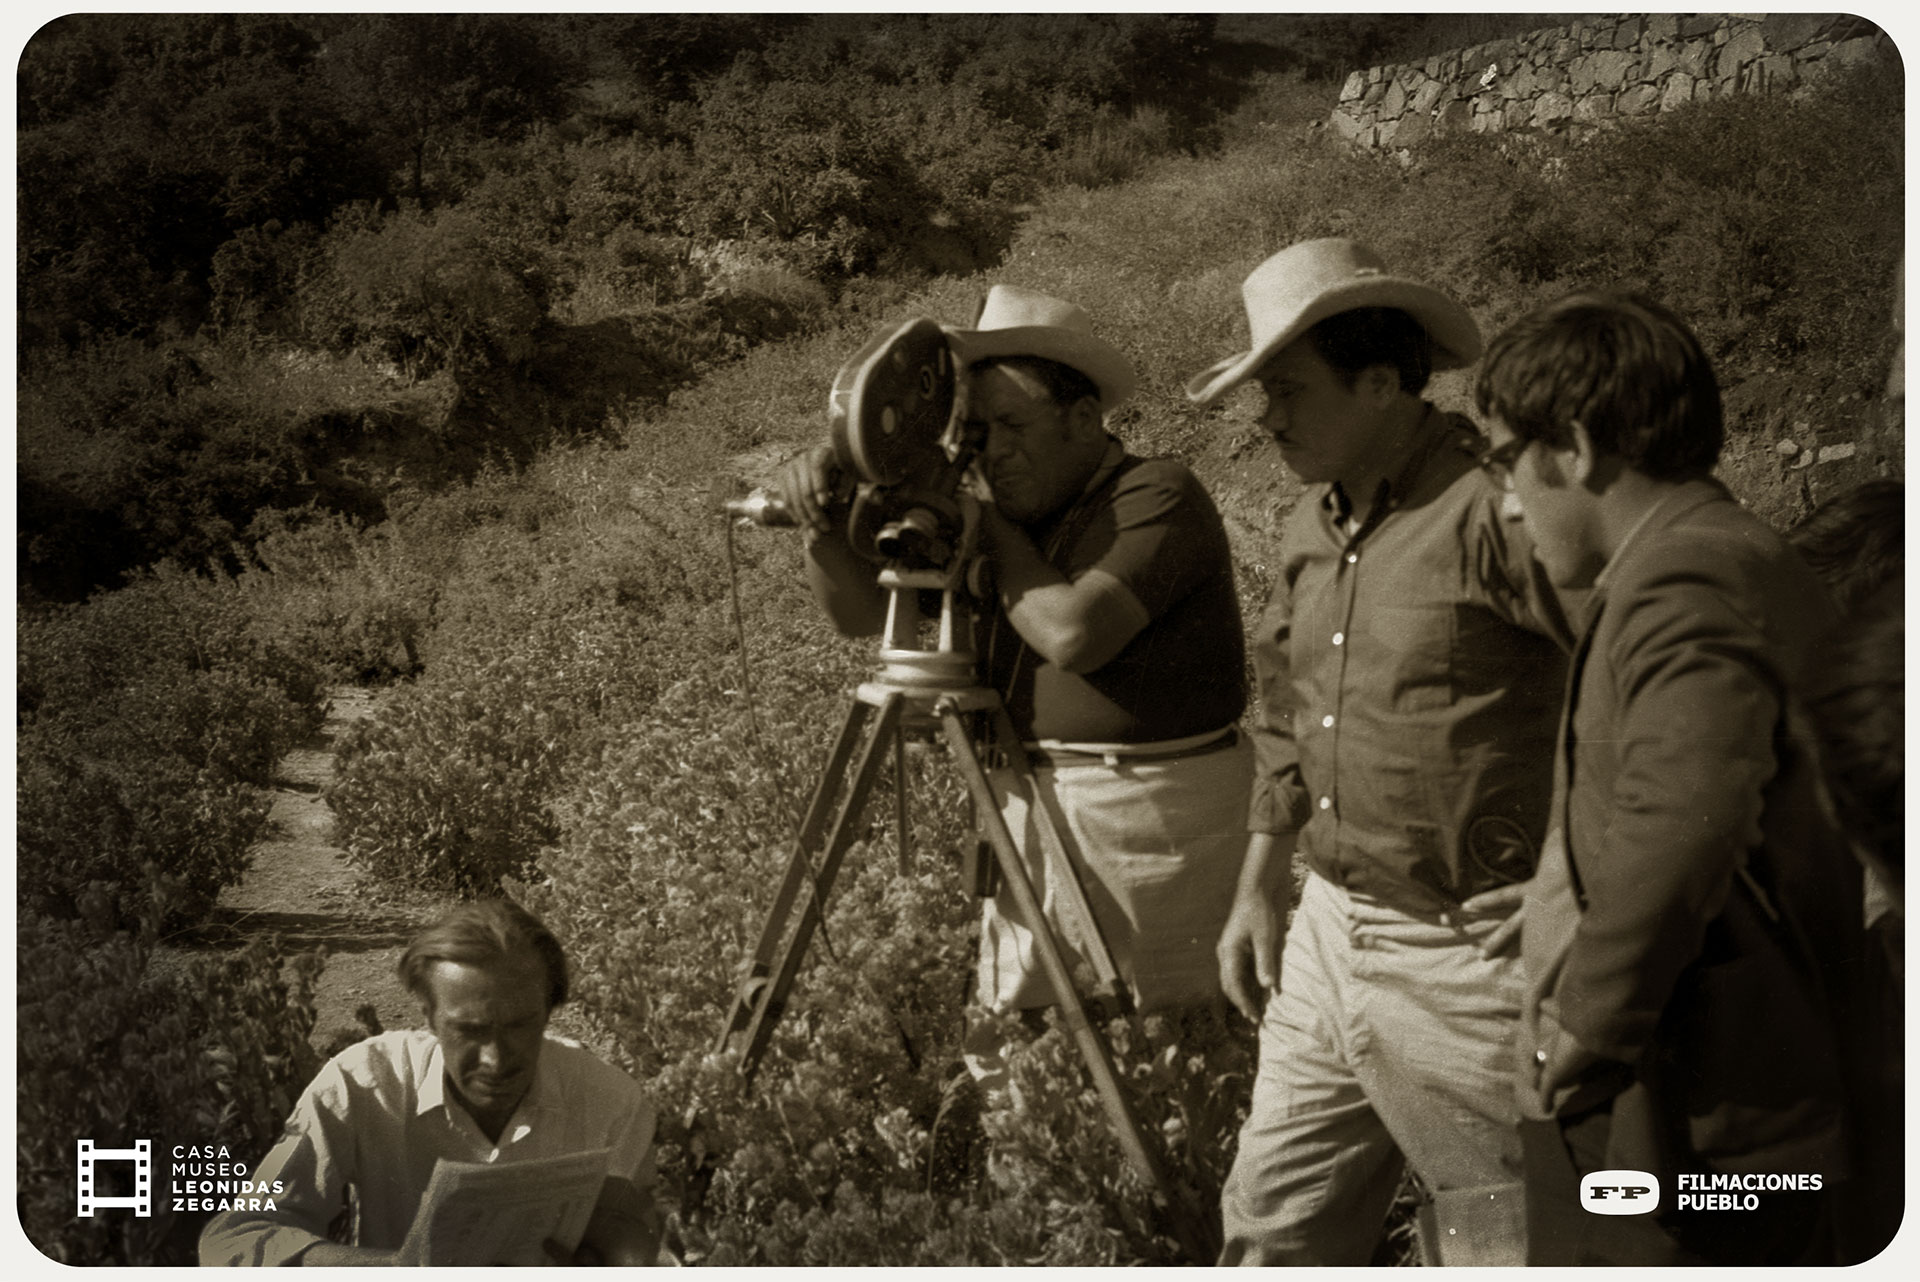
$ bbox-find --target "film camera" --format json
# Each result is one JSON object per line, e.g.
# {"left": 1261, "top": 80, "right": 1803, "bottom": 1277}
{"left": 726, "top": 318, "right": 979, "bottom": 572}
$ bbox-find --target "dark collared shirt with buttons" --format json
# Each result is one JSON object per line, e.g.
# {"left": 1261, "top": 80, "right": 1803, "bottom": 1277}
{"left": 1248, "top": 404, "right": 1577, "bottom": 914}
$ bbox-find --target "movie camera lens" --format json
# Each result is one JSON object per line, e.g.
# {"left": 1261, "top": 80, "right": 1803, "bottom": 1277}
{"left": 873, "top": 505, "right": 951, "bottom": 563}
{"left": 724, "top": 489, "right": 794, "bottom": 526}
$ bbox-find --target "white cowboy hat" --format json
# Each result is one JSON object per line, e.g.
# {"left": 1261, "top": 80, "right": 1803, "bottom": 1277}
{"left": 1184, "top": 238, "right": 1482, "bottom": 409}
{"left": 945, "top": 284, "right": 1137, "bottom": 412}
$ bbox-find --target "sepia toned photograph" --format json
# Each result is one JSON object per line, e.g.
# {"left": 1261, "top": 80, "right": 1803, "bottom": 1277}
{"left": 13, "top": 10, "right": 1905, "bottom": 1267}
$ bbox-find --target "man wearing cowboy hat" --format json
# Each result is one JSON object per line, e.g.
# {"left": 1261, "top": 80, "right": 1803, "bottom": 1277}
{"left": 1186, "top": 240, "right": 1575, "bottom": 1265}
{"left": 777, "top": 284, "right": 1251, "bottom": 1032}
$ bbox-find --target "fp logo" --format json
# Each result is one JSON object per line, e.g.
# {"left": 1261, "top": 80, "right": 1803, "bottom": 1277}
{"left": 77, "top": 1139, "right": 154, "bottom": 1217}
{"left": 1581, "top": 1168, "right": 1659, "bottom": 1215}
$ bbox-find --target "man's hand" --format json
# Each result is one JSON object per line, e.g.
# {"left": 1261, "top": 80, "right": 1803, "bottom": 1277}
{"left": 971, "top": 497, "right": 1018, "bottom": 554}
{"left": 772, "top": 443, "right": 840, "bottom": 536}
{"left": 1216, "top": 832, "right": 1296, "bottom": 1022}
{"left": 1461, "top": 880, "right": 1528, "bottom": 958}
{"left": 578, "top": 1175, "right": 665, "bottom": 1266}
{"left": 1217, "top": 882, "right": 1285, "bottom": 1023}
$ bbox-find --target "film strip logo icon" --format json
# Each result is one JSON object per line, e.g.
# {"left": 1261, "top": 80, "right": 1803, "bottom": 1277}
{"left": 77, "top": 1139, "right": 153, "bottom": 1217}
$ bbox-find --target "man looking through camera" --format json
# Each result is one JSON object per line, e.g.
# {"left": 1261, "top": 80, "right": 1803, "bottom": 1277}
{"left": 775, "top": 286, "right": 1250, "bottom": 1043}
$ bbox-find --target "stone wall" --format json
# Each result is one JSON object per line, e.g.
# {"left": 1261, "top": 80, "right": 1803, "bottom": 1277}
{"left": 1331, "top": 13, "right": 1895, "bottom": 154}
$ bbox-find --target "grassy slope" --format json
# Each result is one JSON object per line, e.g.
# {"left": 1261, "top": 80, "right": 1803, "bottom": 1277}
{"left": 614, "top": 73, "right": 1900, "bottom": 610}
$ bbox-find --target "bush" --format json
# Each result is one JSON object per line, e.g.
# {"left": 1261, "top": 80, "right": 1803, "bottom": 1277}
{"left": 16, "top": 566, "right": 326, "bottom": 931}
{"left": 516, "top": 596, "right": 1250, "bottom": 1264}
{"left": 16, "top": 917, "right": 324, "bottom": 1265}
{"left": 308, "top": 206, "right": 543, "bottom": 376}
{"left": 15, "top": 336, "right": 430, "bottom": 601}
{"left": 236, "top": 508, "right": 437, "bottom": 683}
{"left": 327, "top": 652, "right": 584, "bottom": 893}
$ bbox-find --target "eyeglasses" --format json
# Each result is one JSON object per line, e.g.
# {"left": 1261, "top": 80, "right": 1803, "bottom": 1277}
{"left": 1474, "top": 436, "right": 1531, "bottom": 490}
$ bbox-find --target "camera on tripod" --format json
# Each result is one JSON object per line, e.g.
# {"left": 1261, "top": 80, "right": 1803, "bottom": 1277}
{"left": 726, "top": 318, "right": 979, "bottom": 573}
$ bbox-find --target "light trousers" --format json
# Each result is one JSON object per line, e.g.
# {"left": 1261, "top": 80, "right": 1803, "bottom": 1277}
{"left": 1219, "top": 870, "right": 1527, "bottom": 1266}
{"left": 976, "top": 737, "right": 1252, "bottom": 1014}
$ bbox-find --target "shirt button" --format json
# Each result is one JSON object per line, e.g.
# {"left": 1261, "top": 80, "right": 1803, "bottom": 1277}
{"left": 1331, "top": 631, "right": 1344, "bottom": 646}
{"left": 1345, "top": 552, "right": 1359, "bottom": 564}
{"left": 1321, "top": 714, "right": 1334, "bottom": 728}
{"left": 1319, "top": 796, "right": 1332, "bottom": 810}
{"left": 1535, "top": 1050, "right": 1548, "bottom": 1064}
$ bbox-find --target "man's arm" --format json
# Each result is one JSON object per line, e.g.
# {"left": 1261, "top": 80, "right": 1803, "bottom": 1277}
{"left": 293, "top": 1242, "right": 398, "bottom": 1266}
{"left": 1217, "top": 830, "right": 1300, "bottom": 1021}
{"left": 977, "top": 502, "right": 1149, "bottom": 673}
{"left": 1246, "top": 564, "right": 1309, "bottom": 837}
{"left": 574, "top": 1066, "right": 666, "bottom": 1266}
{"left": 1551, "top": 564, "right": 1781, "bottom": 1069}
{"left": 576, "top": 1174, "right": 666, "bottom": 1265}
{"left": 1218, "top": 561, "right": 1312, "bottom": 1019}
{"left": 199, "top": 1064, "right": 360, "bottom": 1266}
{"left": 773, "top": 443, "right": 888, "bottom": 636}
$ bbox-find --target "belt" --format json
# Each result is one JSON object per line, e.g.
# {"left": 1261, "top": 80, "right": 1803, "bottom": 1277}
{"left": 1023, "top": 726, "right": 1240, "bottom": 769}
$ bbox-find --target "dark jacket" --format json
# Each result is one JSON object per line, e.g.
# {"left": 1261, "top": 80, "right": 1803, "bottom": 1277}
{"left": 1518, "top": 480, "right": 1863, "bottom": 1181}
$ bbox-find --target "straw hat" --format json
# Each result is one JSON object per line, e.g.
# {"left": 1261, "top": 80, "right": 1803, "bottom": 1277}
{"left": 945, "top": 285, "right": 1137, "bottom": 412}
{"left": 1185, "top": 239, "right": 1481, "bottom": 409}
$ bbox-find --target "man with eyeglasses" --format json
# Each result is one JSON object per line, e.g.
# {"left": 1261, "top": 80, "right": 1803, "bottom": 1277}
{"left": 1185, "top": 240, "right": 1577, "bottom": 1266}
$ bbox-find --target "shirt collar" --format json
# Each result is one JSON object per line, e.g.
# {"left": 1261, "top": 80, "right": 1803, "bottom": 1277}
{"left": 1083, "top": 435, "right": 1126, "bottom": 498}
{"left": 417, "top": 1037, "right": 448, "bottom": 1116}
{"left": 1321, "top": 403, "right": 1456, "bottom": 528}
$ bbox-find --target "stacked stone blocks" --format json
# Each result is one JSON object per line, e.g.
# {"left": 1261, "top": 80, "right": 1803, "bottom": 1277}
{"left": 1331, "top": 14, "right": 1892, "bottom": 154}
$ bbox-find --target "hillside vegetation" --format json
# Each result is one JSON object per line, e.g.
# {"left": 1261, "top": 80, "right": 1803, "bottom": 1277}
{"left": 15, "top": 12, "right": 1902, "bottom": 1265}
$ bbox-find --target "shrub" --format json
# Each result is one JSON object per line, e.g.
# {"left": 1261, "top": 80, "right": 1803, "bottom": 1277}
{"left": 16, "top": 917, "right": 324, "bottom": 1265}
{"left": 327, "top": 652, "right": 584, "bottom": 893}
{"left": 306, "top": 205, "right": 543, "bottom": 376}
{"left": 236, "top": 508, "right": 436, "bottom": 683}
{"left": 16, "top": 566, "right": 326, "bottom": 931}
{"left": 516, "top": 588, "right": 1251, "bottom": 1263}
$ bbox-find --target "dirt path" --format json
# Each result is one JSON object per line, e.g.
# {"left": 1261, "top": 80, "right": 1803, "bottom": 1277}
{"left": 184, "top": 685, "right": 610, "bottom": 1059}
{"left": 196, "top": 686, "right": 430, "bottom": 1053}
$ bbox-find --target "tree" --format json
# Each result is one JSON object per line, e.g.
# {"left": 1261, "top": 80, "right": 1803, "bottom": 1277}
{"left": 319, "top": 14, "right": 569, "bottom": 204}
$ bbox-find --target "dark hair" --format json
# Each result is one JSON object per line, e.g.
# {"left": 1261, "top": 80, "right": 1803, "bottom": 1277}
{"left": 1304, "top": 307, "right": 1435, "bottom": 395}
{"left": 1806, "top": 579, "right": 1904, "bottom": 886}
{"left": 1788, "top": 479, "right": 1905, "bottom": 615}
{"left": 1475, "top": 290, "right": 1722, "bottom": 479}
{"left": 974, "top": 355, "right": 1102, "bottom": 412}
{"left": 398, "top": 899, "right": 569, "bottom": 1011}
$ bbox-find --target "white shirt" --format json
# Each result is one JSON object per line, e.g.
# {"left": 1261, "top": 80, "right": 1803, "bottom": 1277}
{"left": 199, "top": 1030, "right": 656, "bottom": 1266}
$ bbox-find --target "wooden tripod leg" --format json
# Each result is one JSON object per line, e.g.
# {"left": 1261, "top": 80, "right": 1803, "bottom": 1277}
{"left": 987, "top": 706, "right": 1131, "bottom": 1012}
{"left": 716, "top": 698, "right": 871, "bottom": 1054}
{"left": 717, "top": 692, "right": 905, "bottom": 1081}
{"left": 937, "top": 701, "right": 1219, "bottom": 1263}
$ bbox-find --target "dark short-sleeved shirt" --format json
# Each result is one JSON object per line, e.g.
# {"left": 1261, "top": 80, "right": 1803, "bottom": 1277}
{"left": 1248, "top": 406, "right": 1575, "bottom": 911}
{"left": 981, "top": 449, "right": 1246, "bottom": 743}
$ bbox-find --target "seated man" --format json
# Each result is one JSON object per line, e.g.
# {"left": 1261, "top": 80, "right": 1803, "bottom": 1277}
{"left": 200, "top": 900, "right": 663, "bottom": 1266}
{"left": 1475, "top": 291, "right": 1869, "bottom": 1265}
{"left": 776, "top": 285, "right": 1250, "bottom": 1034}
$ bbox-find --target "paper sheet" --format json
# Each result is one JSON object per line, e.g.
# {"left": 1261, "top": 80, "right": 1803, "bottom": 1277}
{"left": 394, "top": 1147, "right": 610, "bottom": 1266}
